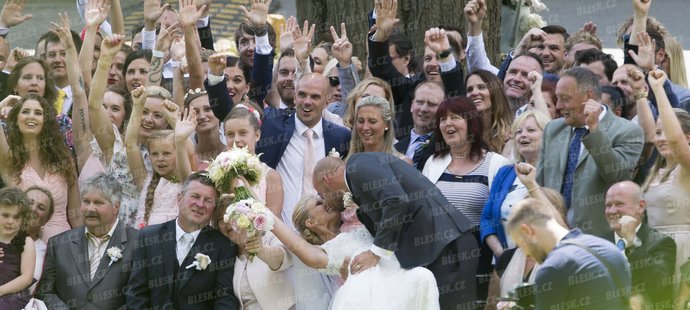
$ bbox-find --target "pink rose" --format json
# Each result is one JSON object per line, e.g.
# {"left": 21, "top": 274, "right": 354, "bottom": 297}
{"left": 253, "top": 214, "right": 268, "bottom": 231}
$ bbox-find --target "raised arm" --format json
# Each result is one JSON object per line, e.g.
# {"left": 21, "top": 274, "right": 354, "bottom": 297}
{"left": 528, "top": 71, "right": 552, "bottom": 119}
{"left": 265, "top": 169, "right": 283, "bottom": 218}
{"left": 175, "top": 108, "right": 196, "bottom": 179}
{"left": 241, "top": 0, "right": 275, "bottom": 105}
{"left": 292, "top": 20, "right": 315, "bottom": 79}
{"left": 125, "top": 86, "right": 149, "bottom": 190}
{"left": 648, "top": 69, "right": 690, "bottom": 190}
{"left": 330, "top": 22, "right": 358, "bottom": 101}
{"left": 89, "top": 35, "right": 125, "bottom": 164}
{"left": 629, "top": 0, "right": 651, "bottom": 45}
{"left": 78, "top": 0, "right": 110, "bottom": 92}
{"left": 270, "top": 213, "right": 328, "bottom": 269}
{"left": 109, "top": 0, "right": 125, "bottom": 35}
{"left": 179, "top": 0, "right": 206, "bottom": 89}
{"left": 0, "top": 0, "right": 33, "bottom": 38}
{"left": 205, "top": 53, "right": 234, "bottom": 121}
{"left": 147, "top": 23, "right": 179, "bottom": 87}
{"left": 0, "top": 95, "right": 20, "bottom": 178}
{"left": 463, "top": 0, "right": 499, "bottom": 74}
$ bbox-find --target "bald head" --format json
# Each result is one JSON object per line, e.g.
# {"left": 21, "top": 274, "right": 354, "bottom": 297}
{"left": 605, "top": 181, "right": 645, "bottom": 232}
{"left": 297, "top": 73, "right": 329, "bottom": 95}
{"left": 607, "top": 181, "right": 643, "bottom": 204}
{"left": 313, "top": 156, "right": 345, "bottom": 188}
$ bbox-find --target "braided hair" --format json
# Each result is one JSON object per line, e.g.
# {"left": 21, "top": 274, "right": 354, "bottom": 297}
{"left": 143, "top": 130, "right": 175, "bottom": 225}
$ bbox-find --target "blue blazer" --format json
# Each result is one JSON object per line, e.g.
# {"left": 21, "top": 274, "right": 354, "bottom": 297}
{"left": 480, "top": 164, "right": 517, "bottom": 248}
{"left": 256, "top": 113, "right": 351, "bottom": 169}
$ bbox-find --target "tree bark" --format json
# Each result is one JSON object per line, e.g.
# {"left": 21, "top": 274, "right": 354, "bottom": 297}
{"left": 296, "top": 0, "right": 502, "bottom": 66}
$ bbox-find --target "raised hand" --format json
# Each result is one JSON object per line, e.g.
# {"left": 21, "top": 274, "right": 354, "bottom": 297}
{"left": 632, "top": 0, "right": 652, "bottom": 16}
{"left": 239, "top": 0, "right": 271, "bottom": 28}
{"left": 293, "top": 20, "right": 315, "bottom": 62}
{"left": 5, "top": 47, "right": 29, "bottom": 72}
{"left": 330, "top": 22, "right": 352, "bottom": 67}
{"left": 279, "top": 15, "right": 297, "bottom": 52}
{"left": 514, "top": 162, "right": 538, "bottom": 189}
{"left": 373, "top": 0, "right": 399, "bottom": 40}
{"left": 100, "top": 34, "right": 125, "bottom": 59}
{"left": 628, "top": 31, "right": 655, "bottom": 71}
{"left": 579, "top": 21, "right": 598, "bottom": 35}
{"left": 50, "top": 13, "right": 75, "bottom": 50}
{"left": 84, "top": 0, "right": 110, "bottom": 29}
{"left": 626, "top": 66, "right": 647, "bottom": 95}
{"left": 515, "top": 28, "right": 546, "bottom": 55}
{"left": 647, "top": 68, "right": 667, "bottom": 89}
{"left": 170, "top": 37, "right": 185, "bottom": 61}
{"left": 208, "top": 53, "right": 226, "bottom": 76}
{"left": 0, "top": 0, "right": 32, "bottom": 29}
{"left": 175, "top": 108, "right": 197, "bottom": 143}
{"left": 162, "top": 99, "right": 180, "bottom": 126}
{"left": 144, "top": 0, "right": 169, "bottom": 29}
{"left": 424, "top": 27, "right": 450, "bottom": 55}
{"left": 463, "top": 0, "right": 486, "bottom": 25}
{"left": 131, "top": 85, "right": 147, "bottom": 107}
{"left": 528, "top": 71, "right": 543, "bottom": 93}
{"left": 179, "top": 0, "right": 206, "bottom": 28}
{"left": 155, "top": 22, "right": 181, "bottom": 53}
{"left": 584, "top": 99, "right": 603, "bottom": 131}
{"left": 0, "top": 95, "right": 20, "bottom": 120}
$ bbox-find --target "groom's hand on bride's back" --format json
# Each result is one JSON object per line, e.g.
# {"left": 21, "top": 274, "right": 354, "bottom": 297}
{"left": 340, "top": 257, "right": 351, "bottom": 280}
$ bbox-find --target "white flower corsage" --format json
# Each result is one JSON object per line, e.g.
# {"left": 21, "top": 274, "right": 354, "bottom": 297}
{"left": 343, "top": 192, "right": 357, "bottom": 209}
{"left": 106, "top": 247, "right": 123, "bottom": 267}
{"left": 328, "top": 148, "right": 341, "bottom": 159}
{"left": 186, "top": 253, "right": 212, "bottom": 271}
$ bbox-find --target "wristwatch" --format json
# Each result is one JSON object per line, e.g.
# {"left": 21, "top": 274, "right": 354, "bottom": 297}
{"left": 627, "top": 237, "right": 642, "bottom": 249}
{"left": 438, "top": 48, "right": 453, "bottom": 59}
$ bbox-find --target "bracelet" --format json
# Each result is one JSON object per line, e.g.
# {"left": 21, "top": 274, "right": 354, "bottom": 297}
{"left": 527, "top": 187, "right": 539, "bottom": 193}
{"left": 152, "top": 49, "right": 165, "bottom": 58}
{"left": 634, "top": 91, "right": 648, "bottom": 100}
{"left": 249, "top": 25, "right": 269, "bottom": 37}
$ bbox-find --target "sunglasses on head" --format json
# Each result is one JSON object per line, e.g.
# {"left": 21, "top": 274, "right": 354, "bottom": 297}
{"left": 328, "top": 76, "right": 340, "bottom": 87}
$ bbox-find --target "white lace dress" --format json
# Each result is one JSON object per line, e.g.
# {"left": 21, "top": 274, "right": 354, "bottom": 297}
{"left": 318, "top": 227, "right": 440, "bottom": 310}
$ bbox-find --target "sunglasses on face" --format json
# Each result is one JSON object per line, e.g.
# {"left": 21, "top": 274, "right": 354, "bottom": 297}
{"left": 328, "top": 76, "right": 340, "bottom": 87}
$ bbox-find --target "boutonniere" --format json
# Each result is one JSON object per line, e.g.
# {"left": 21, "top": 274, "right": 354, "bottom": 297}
{"left": 106, "top": 247, "right": 123, "bottom": 266}
{"left": 343, "top": 192, "right": 357, "bottom": 209}
{"left": 186, "top": 253, "right": 212, "bottom": 271}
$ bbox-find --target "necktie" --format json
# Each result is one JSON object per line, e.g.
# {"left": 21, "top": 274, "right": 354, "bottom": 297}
{"left": 616, "top": 239, "right": 626, "bottom": 251}
{"left": 412, "top": 133, "right": 432, "bottom": 168}
{"left": 561, "top": 128, "right": 587, "bottom": 209}
{"left": 177, "top": 233, "right": 194, "bottom": 265}
{"left": 302, "top": 129, "right": 316, "bottom": 195}
{"left": 89, "top": 234, "right": 110, "bottom": 280}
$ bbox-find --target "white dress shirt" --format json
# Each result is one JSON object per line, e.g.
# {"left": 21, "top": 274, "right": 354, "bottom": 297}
{"left": 277, "top": 115, "right": 326, "bottom": 228}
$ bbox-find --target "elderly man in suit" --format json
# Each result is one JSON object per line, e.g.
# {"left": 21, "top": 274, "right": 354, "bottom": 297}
{"left": 537, "top": 67, "right": 644, "bottom": 237}
{"left": 508, "top": 198, "right": 632, "bottom": 309}
{"left": 125, "top": 172, "right": 239, "bottom": 310}
{"left": 313, "top": 153, "right": 480, "bottom": 310}
{"left": 605, "top": 181, "right": 676, "bottom": 310}
{"left": 38, "top": 173, "right": 139, "bottom": 309}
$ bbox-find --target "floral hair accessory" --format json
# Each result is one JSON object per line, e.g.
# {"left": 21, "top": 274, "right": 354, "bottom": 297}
{"left": 234, "top": 103, "right": 262, "bottom": 126}
{"left": 184, "top": 88, "right": 208, "bottom": 99}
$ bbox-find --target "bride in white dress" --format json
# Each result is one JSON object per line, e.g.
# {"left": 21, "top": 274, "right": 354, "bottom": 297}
{"left": 271, "top": 195, "right": 440, "bottom": 310}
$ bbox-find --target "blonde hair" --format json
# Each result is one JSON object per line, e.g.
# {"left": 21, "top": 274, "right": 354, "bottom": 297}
{"left": 344, "top": 77, "right": 394, "bottom": 128}
{"left": 664, "top": 36, "right": 688, "bottom": 88}
{"left": 347, "top": 96, "right": 396, "bottom": 158}
{"left": 292, "top": 195, "right": 325, "bottom": 245}
{"left": 511, "top": 110, "right": 551, "bottom": 163}
{"left": 323, "top": 58, "right": 339, "bottom": 79}
{"left": 144, "top": 130, "right": 175, "bottom": 225}
{"left": 145, "top": 86, "right": 173, "bottom": 100}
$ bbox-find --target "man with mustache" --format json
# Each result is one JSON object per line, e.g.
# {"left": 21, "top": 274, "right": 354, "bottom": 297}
{"left": 38, "top": 173, "right": 139, "bottom": 309}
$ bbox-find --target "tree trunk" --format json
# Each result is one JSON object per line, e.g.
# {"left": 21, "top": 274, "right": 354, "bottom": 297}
{"left": 295, "top": 0, "right": 502, "bottom": 66}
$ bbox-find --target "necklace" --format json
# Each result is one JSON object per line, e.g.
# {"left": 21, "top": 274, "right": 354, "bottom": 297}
{"left": 451, "top": 154, "right": 468, "bottom": 159}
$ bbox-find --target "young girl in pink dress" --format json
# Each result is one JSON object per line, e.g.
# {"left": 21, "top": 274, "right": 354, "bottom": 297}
{"left": 126, "top": 87, "right": 196, "bottom": 228}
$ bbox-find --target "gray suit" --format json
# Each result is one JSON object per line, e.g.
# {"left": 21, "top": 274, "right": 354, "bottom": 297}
{"left": 537, "top": 110, "right": 644, "bottom": 237}
{"left": 37, "top": 222, "right": 138, "bottom": 309}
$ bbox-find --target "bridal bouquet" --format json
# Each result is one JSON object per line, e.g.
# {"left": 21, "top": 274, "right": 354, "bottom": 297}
{"left": 224, "top": 198, "right": 274, "bottom": 261}
{"left": 206, "top": 145, "right": 264, "bottom": 201}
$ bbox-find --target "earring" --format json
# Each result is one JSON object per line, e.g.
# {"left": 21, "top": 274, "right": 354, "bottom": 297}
{"left": 385, "top": 127, "right": 389, "bottom": 131}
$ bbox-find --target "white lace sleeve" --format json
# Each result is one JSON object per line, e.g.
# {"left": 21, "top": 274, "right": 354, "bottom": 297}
{"left": 317, "top": 228, "right": 373, "bottom": 275}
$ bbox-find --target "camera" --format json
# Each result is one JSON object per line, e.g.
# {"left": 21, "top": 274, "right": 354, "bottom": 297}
{"left": 497, "top": 283, "right": 536, "bottom": 310}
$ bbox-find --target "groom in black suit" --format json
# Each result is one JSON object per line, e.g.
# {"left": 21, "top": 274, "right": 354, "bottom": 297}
{"left": 314, "top": 153, "right": 480, "bottom": 310}
{"left": 125, "top": 172, "right": 239, "bottom": 309}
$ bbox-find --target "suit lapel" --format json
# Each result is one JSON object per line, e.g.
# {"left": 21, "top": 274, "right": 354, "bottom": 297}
{"left": 161, "top": 221, "right": 178, "bottom": 293}
{"left": 176, "top": 226, "right": 212, "bottom": 292}
{"left": 556, "top": 126, "right": 571, "bottom": 177}
{"left": 576, "top": 111, "right": 613, "bottom": 168}
{"left": 69, "top": 230, "right": 91, "bottom": 287}
{"left": 277, "top": 114, "right": 296, "bottom": 160}
{"left": 89, "top": 223, "right": 128, "bottom": 289}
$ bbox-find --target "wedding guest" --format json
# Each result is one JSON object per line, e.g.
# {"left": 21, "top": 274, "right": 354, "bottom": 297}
{"left": 421, "top": 96, "right": 511, "bottom": 307}
{"left": 24, "top": 186, "right": 54, "bottom": 294}
{"left": 347, "top": 96, "right": 409, "bottom": 163}
{"left": 0, "top": 187, "right": 35, "bottom": 310}
{"left": 465, "top": 70, "right": 513, "bottom": 155}
{"left": 213, "top": 197, "right": 294, "bottom": 310}
{"left": 37, "top": 173, "right": 138, "bottom": 309}
{"left": 481, "top": 110, "right": 550, "bottom": 257}
{"left": 126, "top": 172, "right": 239, "bottom": 309}
{"left": 122, "top": 50, "right": 151, "bottom": 93}
{"left": 0, "top": 94, "right": 80, "bottom": 242}
{"left": 342, "top": 77, "right": 393, "bottom": 129}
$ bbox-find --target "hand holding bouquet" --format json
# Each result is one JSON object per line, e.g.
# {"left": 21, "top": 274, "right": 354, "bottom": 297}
{"left": 224, "top": 198, "right": 274, "bottom": 261}
{"left": 207, "top": 144, "right": 264, "bottom": 201}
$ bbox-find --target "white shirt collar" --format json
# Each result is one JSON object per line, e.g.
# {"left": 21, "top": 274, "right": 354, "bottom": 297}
{"left": 294, "top": 114, "right": 323, "bottom": 138}
{"left": 279, "top": 101, "right": 290, "bottom": 109}
{"left": 85, "top": 219, "right": 119, "bottom": 239}
{"left": 175, "top": 218, "right": 202, "bottom": 242}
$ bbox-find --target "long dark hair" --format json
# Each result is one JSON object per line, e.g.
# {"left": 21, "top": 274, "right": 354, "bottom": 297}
{"left": 6, "top": 94, "right": 75, "bottom": 185}
{"left": 433, "top": 96, "right": 488, "bottom": 161}
{"left": 465, "top": 69, "right": 513, "bottom": 153}
{"left": 7, "top": 57, "right": 58, "bottom": 105}
{"left": 106, "top": 86, "right": 132, "bottom": 134}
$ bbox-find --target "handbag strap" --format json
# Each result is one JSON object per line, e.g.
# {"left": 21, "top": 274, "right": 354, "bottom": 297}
{"left": 560, "top": 239, "right": 630, "bottom": 305}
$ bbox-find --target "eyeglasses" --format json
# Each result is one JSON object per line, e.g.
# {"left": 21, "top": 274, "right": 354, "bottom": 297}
{"left": 328, "top": 76, "right": 340, "bottom": 87}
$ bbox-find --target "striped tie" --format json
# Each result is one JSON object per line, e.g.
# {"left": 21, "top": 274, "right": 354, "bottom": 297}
{"left": 88, "top": 234, "right": 111, "bottom": 280}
